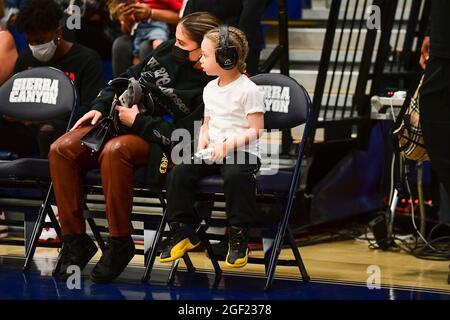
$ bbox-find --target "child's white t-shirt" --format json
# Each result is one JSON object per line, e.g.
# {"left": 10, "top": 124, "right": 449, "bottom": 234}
{"left": 203, "top": 74, "right": 266, "bottom": 158}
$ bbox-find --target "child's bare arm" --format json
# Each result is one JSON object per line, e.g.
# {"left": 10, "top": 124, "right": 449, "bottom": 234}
{"left": 210, "top": 113, "right": 264, "bottom": 162}
{"left": 197, "top": 117, "right": 210, "bottom": 152}
{"left": 227, "top": 112, "right": 264, "bottom": 151}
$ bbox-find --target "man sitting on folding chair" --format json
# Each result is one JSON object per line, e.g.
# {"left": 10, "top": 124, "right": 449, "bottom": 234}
{"left": 1, "top": 0, "right": 104, "bottom": 159}
{"left": 2, "top": 0, "right": 104, "bottom": 243}
{"left": 160, "top": 25, "right": 265, "bottom": 268}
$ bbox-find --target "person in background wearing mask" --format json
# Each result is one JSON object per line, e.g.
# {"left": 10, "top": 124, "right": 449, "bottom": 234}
{"left": 48, "top": 12, "right": 220, "bottom": 283}
{"left": 1, "top": 0, "right": 104, "bottom": 158}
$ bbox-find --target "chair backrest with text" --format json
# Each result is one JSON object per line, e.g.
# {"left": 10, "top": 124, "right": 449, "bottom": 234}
{"left": 0, "top": 66, "right": 78, "bottom": 131}
{"left": 251, "top": 73, "right": 313, "bottom": 199}
{"left": 0, "top": 67, "right": 79, "bottom": 271}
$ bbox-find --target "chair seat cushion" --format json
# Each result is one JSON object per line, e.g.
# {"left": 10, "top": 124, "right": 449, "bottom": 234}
{"left": 0, "top": 158, "right": 294, "bottom": 196}
{"left": 197, "top": 169, "right": 294, "bottom": 195}
{"left": 0, "top": 158, "right": 50, "bottom": 181}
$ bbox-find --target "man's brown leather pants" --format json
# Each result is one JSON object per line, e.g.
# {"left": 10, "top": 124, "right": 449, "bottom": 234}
{"left": 48, "top": 125, "right": 149, "bottom": 237}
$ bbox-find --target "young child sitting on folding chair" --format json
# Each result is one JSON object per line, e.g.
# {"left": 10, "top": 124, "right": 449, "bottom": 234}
{"left": 160, "top": 25, "right": 265, "bottom": 268}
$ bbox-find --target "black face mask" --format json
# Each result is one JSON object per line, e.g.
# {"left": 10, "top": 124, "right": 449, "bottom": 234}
{"left": 172, "top": 45, "right": 200, "bottom": 66}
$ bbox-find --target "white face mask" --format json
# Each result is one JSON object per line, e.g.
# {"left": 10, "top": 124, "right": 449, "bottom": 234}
{"left": 29, "top": 40, "right": 57, "bottom": 62}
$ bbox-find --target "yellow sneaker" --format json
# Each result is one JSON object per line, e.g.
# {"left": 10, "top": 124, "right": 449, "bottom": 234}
{"left": 159, "top": 222, "right": 200, "bottom": 263}
{"left": 225, "top": 226, "right": 249, "bottom": 268}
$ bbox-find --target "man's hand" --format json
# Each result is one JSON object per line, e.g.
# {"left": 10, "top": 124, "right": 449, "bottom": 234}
{"left": 420, "top": 36, "right": 430, "bottom": 70}
{"left": 116, "top": 104, "right": 140, "bottom": 127}
{"left": 71, "top": 110, "right": 102, "bottom": 131}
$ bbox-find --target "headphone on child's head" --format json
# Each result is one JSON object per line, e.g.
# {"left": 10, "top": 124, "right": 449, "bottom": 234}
{"left": 215, "top": 24, "right": 238, "bottom": 70}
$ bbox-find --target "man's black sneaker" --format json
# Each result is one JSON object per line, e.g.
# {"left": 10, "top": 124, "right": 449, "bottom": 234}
{"left": 56, "top": 233, "right": 98, "bottom": 280}
{"left": 159, "top": 222, "right": 200, "bottom": 263}
{"left": 90, "top": 236, "right": 135, "bottom": 284}
{"left": 226, "top": 226, "right": 249, "bottom": 268}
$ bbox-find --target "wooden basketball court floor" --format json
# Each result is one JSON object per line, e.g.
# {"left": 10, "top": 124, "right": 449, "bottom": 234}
{"left": 0, "top": 135, "right": 447, "bottom": 299}
{"left": 0, "top": 237, "right": 448, "bottom": 300}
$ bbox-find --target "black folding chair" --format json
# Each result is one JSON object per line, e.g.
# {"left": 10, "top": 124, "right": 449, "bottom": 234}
{"left": 142, "top": 73, "right": 313, "bottom": 290}
{"left": 0, "top": 67, "right": 79, "bottom": 270}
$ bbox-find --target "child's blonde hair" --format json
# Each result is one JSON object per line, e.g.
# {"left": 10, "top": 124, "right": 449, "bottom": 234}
{"left": 205, "top": 26, "right": 249, "bottom": 74}
{"left": 107, "top": 0, "right": 130, "bottom": 20}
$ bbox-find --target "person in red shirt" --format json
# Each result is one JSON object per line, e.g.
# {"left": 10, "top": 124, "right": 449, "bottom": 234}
{"left": 142, "top": 0, "right": 182, "bottom": 11}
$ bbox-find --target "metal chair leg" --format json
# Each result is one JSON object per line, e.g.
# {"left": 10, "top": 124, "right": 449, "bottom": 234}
{"left": 157, "top": 193, "right": 166, "bottom": 211}
{"left": 287, "top": 228, "right": 310, "bottom": 282}
{"left": 264, "top": 224, "right": 284, "bottom": 291}
{"left": 23, "top": 186, "right": 53, "bottom": 271}
{"left": 86, "top": 217, "right": 106, "bottom": 251}
{"left": 142, "top": 209, "right": 168, "bottom": 282}
{"left": 52, "top": 244, "right": 66, "bottom": 276}
{"left": 23, "top": 208, "right": 48, "bottom": 271}
{"left": 183, "top": 254, "right": 196, "bottom": 273}
{"left": 197, "top": 225, "right": 222, "bottom": 275}
{"left": 47, "top": 206, "right": 62, "bottom": 242}
{"left": 167, "top": 259, "right": 179, "bottom": 285}
{"left": 262, "top": 228, "right": 277, "bottom": 276}
{"left": 265, "top": 184, "right": 308, "bottom": 290}
{"left": 167, "top": 253, "right": 196, "bottom": 285}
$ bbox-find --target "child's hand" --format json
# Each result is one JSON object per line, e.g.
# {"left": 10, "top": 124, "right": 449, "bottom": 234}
{"left": 197, "top": 124, "right": 210, "bottom": 152}
{"left": 210, "top": 142, "right": 228, "bottom": 163}
{"left": 197, "top": 138, "right": 209, "bottom": 152}
{"left": 197, "top": 134, "right": 209, "bottom": 152}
